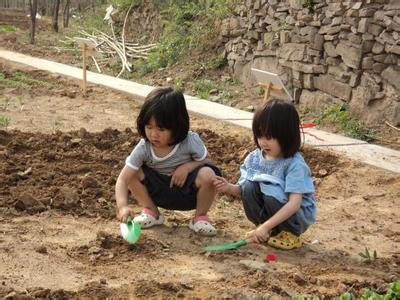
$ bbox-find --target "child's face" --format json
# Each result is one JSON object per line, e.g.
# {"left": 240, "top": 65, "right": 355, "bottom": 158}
{"left": 145, "top": 117, "right": 172, "bottom": 148}
{"left": 257, "top": 136, "right": 282, "bottom": 160}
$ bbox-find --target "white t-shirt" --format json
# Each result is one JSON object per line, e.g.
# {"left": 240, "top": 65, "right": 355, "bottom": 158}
{"left": 125, "top": 131, "right": 207, "bottom": 175}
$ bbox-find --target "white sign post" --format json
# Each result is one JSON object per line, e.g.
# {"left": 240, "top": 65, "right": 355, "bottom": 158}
{"left": 251, "top": 68, "right": 293, "bottom": 102}
{"left": 75, "top": 37, "right": 97, "bottom": 97}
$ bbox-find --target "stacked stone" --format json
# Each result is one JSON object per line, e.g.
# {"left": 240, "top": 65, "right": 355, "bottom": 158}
{"left": 221, "top": 0, "right": 400, "bottom": 125}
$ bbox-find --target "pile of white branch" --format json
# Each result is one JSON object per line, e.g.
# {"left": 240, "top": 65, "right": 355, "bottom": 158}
{"left": 59, "top": 2, "right": 157, "bottom": 77}
{"left": 80, "top": 29, "right": 155, "bottom": 77}
{"left": 61, "top": 29, "right": 156, "bottom": 77}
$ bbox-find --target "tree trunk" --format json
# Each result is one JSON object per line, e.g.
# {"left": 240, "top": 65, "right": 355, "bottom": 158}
{"left": 52, "top": 0, "right": 60, "bottom": 32}
{"left": 29, "top": 0, "right": 37, "bottom": 44}
{"left": 63, "top": 0, "right": 70, "bottom": 28}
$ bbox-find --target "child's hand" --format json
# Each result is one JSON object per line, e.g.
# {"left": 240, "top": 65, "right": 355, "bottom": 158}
{"left": 213, "top": 176, "right": 229, "bottom": 193}
{"left": 246, "top": 225, "right": 270, "bottom": 244}
{"left": 170, "top": 165, "right": 189, "bottom": 188}
{"left": 117, "top": 206, "right": 135, "bottom": 223}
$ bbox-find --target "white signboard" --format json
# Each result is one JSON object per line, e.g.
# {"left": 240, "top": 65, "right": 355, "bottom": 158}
{"left": 74, "top": 37, "right": 97, "bottom": 56}
{"left": 251, "top": 68, "right": 293, "bottom": 101}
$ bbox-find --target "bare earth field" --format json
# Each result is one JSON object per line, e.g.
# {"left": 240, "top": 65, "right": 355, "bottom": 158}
{"left": 0, "top": 57, "right": 399, "bottom": 299}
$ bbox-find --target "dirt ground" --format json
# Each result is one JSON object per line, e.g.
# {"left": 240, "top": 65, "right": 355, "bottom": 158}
{"left": 1, "top": 55, "right": 400, "bottom": 299}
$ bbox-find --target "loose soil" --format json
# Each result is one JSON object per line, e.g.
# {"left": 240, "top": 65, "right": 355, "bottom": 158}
{"left": 1, "top": 10, "right": 400, "bottom": 299}
{"left": 1, "top": 57, "right": 400, "bottom": 299}
{"left": 1, "top": 10, "right": 399, "bottom": 152}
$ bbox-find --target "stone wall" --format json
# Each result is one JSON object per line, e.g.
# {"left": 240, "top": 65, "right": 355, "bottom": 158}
{"left": 221, "top": 0, "right": 400, "bottom": 125}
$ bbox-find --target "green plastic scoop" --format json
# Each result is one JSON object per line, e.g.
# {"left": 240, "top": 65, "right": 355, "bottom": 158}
{"left": 204, "top": 239, "right": 248, "bottom": 251}
{"left": 120, "top": 217, "right": 141, "bottom": 244}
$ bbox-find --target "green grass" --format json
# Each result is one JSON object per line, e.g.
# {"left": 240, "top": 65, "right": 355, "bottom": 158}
{"left": 208, "top": 54, "right": 228, "bottom": 70}
{"left": 337, "top": 281, "right": 400, "bottom": 300}
{"left": 193, "top": 79, "right": 218, "bottom": 100}
{"left": 314, "top": 104, "right": 374, "bottom": 141}
{"left": 0, "top": 72, "right": 58, "bottom": 89}
{"left": 0, "top": 116, "right": 11, "bottom": 128}
{"left": 0, "top": 25, "right": 18, "bottom": 32}
{"left": 133, "top": 0, "right": 237, "bottom": 75}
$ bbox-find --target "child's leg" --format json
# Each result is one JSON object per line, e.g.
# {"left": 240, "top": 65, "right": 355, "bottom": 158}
{"left": 240, "top": 180, "right": 270, "bottom": 226}
{"left": 194, "top": 166, "right": 217, "bottom": 217}
{"left": 127, "top": 168, "right": 160, "bottom": 216}
{"left": 187, "top": 166, "right": 218, "bottom": 236}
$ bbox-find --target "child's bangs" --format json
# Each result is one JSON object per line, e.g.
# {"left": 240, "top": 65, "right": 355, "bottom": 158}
{"left": 147, "top": 104, "right": 172, "bottom": 129}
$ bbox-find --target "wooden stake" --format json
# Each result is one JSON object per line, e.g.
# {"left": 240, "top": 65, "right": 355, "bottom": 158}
{"left": 82, "top": 44, "right": 88, "bottom": 97}
{"left": 264, "top": 82, "right": 272, "bottom": 102}
{"left": 258, "top": 82, "right": 286, "bottom": 102}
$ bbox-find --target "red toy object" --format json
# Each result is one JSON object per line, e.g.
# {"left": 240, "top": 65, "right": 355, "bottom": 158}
{"left": 266, "top": 254, "right": 277, "bottom": 262}
{"left": 300, "top": 123, "right": 317, "bottom": 129}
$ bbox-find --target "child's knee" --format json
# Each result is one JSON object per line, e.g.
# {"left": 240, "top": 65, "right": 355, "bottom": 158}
{"left": 240, "top": 180, "right": 259, "bottom": 198}
{"left": 195, "top": 167, "right": 215, "bottom": 187}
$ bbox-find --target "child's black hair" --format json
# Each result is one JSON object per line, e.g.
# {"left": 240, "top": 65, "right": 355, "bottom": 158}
{"left": 252, "top": 99, "right": 301, "bottom": 158}
{"left": 137, "top": 87, "right": 189, "bottom": 145}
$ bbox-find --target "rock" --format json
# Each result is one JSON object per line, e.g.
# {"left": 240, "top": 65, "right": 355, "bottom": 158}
{"left": 314, "top": 75, "right": 352, "bottom": 101}
{"left": 82, "top": 175, "right": 99, "bottom": 189}
{"left": 32, "top": 288, "right": 50, "bottom": 298}
{"left": 336, "top": 42, "right": 363, "bottom": 69}
{"left": 382, "top": 66, "right": 400, "bottom": 90}
{"left": 239, "top": 259, "right": 270, "bottom": 272}
{"left": 35, "top": 245, "right": 48, "bottom": 254}
{"left": 293, "top": 272, "right": 307, "bottom": 286}
{"left": 278, "top": 43, "right": 306, "bottom": 61}
{"left": 14, "top": 193, "right": 45, "bottom": 212}
{"left": 324, "top": 42, "right": 338, "bottom": 57}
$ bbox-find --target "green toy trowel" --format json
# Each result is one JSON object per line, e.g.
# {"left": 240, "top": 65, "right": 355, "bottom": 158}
{"left": 120, "top": 217, "right": 141, "bottom": 244}
{"left": 204, "top": 239, "right": 249, "bottom": 251}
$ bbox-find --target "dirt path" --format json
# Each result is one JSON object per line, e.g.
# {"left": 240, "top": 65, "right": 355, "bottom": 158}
{"left": 1, "top": 60, "right": 399, "bottom": 298}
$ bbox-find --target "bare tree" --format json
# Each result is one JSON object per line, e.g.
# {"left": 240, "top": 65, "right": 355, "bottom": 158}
{"left": 29, "top": 0, "right": 38, "bottom": 44}
{"left": 63, "top": 0, "right": 70, "bottom": 28}
{"left": 52, "top": 0, "right": 60, "bottom": 32}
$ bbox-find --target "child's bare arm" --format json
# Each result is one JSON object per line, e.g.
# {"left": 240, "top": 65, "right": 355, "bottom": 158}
{"left": 253, "top": 193, "right": 302, "bottom": 242}
{"left": 213, "top": 176, "right": 241, "bottom": 196}
{"left": 115, "top": 166, "right": 137, "bottom": 222}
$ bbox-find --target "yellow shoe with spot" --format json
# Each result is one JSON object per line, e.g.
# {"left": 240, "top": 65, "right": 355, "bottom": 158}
{"left": 267, "top": 231, "right": 303, "bottom": 250}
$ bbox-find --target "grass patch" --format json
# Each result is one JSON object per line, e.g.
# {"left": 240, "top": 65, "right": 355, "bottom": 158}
{"left": 0, "top": 25, "right": 18, "bottom": 32}
{"left": 337, "top": 281, "right": 400, "bottom": 300}
{"left": 0, "top": 116, "right": 11, "bottom": 128}
{"left": 133, "top": 0, "right": 237, "bottom": 74}
{"left": 193, "top": 79, "right": 218, "bottom": 100}
{"left": 0, "top": 72, "right": 58, "bottom": 89}
{"left": 314, "top": 104, "right": 374, "bottom": 141}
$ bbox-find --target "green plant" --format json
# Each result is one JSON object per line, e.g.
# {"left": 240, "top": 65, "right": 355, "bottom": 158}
{"left": 133, "top": 0, "right": 237, "bottom": 74}
{"left": 0, "top": 25, "right": 18, "bottom": 32}
{"left": 358, "top": 247, "right": 377, "bottom": 264}
{"left": 2, "top": 96, "right": 11, "bottom": 111}
{"left": 303, "top": 0, "right": 314, "bottom": 12}
{"left": 315, "top": 104, "right": 373, "bottom": 141}
{"left": 208, "top": 54, "right": 227, "bottom": 70}
{"left": 110, "top": 0, "right": 141, "bottom": 10}
{"left": 53, "top": 119, "right": 62, "bottom": 131}
{"left": 337, "top": 281, "right": 400, "bottom": 300}
{"left": 273, "top": 21, "right": 289, "bottom": 34}
{"left": 193, "top": 79, "right": 218, "bottom": 99}
{"left": 0, "top": 116, "right": 11, "bottom": 128}
{"left": 173, "top": 78, "right": 185, "bottom": 91}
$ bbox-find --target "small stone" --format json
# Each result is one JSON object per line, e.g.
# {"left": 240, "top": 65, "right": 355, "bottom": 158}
{"left": 293, "top": 272, "right": 307, "bottom": 286}
{"left": 35, "top": 245, "right": 48, "bottom": 254}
